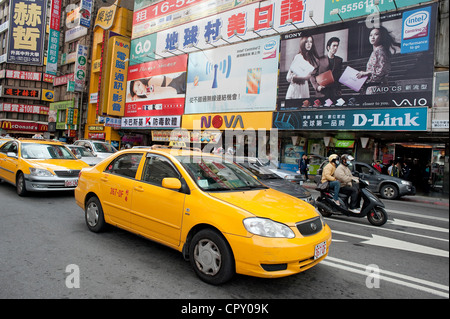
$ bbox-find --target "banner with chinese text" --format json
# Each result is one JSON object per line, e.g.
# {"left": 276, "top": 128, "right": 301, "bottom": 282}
{"left": 7, "top": 0, "right": 47, "bottom": 65}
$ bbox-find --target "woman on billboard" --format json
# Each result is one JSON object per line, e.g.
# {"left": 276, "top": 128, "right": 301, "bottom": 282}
{"left": 128, "top": 72, "right": 187, "bottom": 101}
{"left": 356, "top": 26, "right": 400, "bottom": 95}
{"left": 285, "top": 36, "right": 319, "bottom": 99}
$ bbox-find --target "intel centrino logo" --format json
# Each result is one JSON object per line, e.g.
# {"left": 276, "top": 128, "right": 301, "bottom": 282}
{"left": 405, "top": 11, "right": 429, "bottom": 27}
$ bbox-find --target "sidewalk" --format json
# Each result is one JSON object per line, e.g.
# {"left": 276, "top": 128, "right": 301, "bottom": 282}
{"left": 302, "top": 180, "right": 449, "bottom": 207}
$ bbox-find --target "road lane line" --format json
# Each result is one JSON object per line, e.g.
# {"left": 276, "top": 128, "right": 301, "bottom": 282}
{"left": 326, "top": 218, "right": 449, "bottom": 243}
{"left": 321, "top": 257, "right": 449, "bottom": 298}
{"left": 387, "top": 209, "right": 449, "bottom": 222}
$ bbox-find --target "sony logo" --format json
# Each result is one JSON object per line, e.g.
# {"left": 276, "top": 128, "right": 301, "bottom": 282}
{"left": 353, "top": 113, "right": 420, "bottom": 127}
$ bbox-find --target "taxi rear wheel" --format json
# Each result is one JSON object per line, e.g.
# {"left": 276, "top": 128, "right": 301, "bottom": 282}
{"left": 85, "top": 197, "right": 107, "bottom": 233}
{"left": 16, "top": 172, "right": 28, "bottom": 197}
{"left": 189, "top": 229, "right": 235, "bottom": 285}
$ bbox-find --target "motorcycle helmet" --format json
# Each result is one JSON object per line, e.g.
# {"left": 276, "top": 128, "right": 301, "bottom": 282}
{"left": 341, "top": 154, "right": 354, "bottom": 166}
{"left": 328, "top": 154, "right": 339, "bottom": 165}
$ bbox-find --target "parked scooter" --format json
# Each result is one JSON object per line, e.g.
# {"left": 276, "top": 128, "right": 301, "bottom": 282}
{"left": 315, "top": 179, "right": 388, "bottom": 226}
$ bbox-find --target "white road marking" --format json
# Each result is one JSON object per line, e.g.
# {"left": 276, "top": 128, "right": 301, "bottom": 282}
{"left": 332, "top": 230, "right": 449, "bottom": 258}
{"left": 322, "top": 256, "right": 449, "bottom": 298}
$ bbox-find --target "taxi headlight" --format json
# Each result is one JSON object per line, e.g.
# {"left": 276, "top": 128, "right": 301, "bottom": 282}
{"left": 243, "top": 217, "right": 295, "bottom": 239}
{"left": 29, "top": 168, "right": 53, "bottom": 177}
{"left": 316, "top": 208, "right": 327, "bottom": 226}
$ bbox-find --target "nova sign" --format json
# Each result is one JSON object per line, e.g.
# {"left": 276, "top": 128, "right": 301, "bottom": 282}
{"left": 201, "top": 115, "right": 244, "bottom": 129}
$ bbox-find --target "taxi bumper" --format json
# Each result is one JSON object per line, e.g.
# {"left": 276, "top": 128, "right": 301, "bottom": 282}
{"left": 226, "top": 224, "right": 332, "bottom": 278}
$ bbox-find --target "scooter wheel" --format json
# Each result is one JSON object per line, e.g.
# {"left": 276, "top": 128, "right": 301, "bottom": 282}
{"left": 367, "top": 207, "right": 388, "bottom": 226}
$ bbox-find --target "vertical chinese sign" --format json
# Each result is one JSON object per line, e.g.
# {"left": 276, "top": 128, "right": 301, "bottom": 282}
{"left": 105, "top": 36, "right": 130, "bottom": 117}
{"left": 46, "top": 0, "right": 62, "bottom": 75}
{"left": 7, "top": 0, "right": 47, "bottom": 65}
{"left": 74, "top": 44, "right": 89, "bottom": 91}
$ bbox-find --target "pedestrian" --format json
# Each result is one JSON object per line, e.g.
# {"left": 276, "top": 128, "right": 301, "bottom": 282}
{"left": 373, "top": 161, "right": 382, "bottom": 172}
{"left": 391, "top": 161, "right": 402, "bottom": 178}
{"left": 423, "top": 162, "right": 431, "bottom": 193}
{"left": 298, "top": 153, "right": 309, "bottom": 181}
{"left": 402, "top": 162, "right": 411, "bottom": 180}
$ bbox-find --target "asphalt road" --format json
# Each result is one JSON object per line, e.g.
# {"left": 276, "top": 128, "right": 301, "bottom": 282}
{"left": 0, "top": 181, "right": 448, "bottom": 306}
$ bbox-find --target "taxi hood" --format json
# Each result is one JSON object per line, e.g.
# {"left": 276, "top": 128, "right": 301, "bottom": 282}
{"left": 208, "top": 188, "right": 318, "bottom": 224}
{"left": 24, "top": 159, "right": 88, "bottom": 172}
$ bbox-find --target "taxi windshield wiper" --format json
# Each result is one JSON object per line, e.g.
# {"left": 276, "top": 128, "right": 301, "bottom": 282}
{"left": 233, "top": 185, "right": 268, "bottom": 190}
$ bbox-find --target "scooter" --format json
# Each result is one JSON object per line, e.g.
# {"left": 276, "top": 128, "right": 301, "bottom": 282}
{"left": 315, "top": 179, "right": 388, "bottom": 226}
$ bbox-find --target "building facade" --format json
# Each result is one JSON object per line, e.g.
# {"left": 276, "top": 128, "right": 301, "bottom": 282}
{"left": 1, "top": 0, "right": 448, "bottom": 193}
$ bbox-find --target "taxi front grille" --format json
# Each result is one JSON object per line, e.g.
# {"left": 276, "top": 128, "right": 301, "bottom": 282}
{"left": 296, "top": 217, "right": 322, "bottom": 236}
{"left": 54, "top": 170, "right": 80, "bottom": 178}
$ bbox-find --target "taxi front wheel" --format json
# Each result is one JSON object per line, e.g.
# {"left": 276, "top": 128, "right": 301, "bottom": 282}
{"left": 85, "top": 197, "right": 107, "bottom": 233}
{"left": 16, "top": 172, "right": 28, "bottom": 196}
{"left": 189, "top": 229, "right": 235, "bottom": 285}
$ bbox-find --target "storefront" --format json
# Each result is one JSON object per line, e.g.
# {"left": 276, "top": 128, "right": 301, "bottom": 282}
{"left": 181, "top": 112, "right": 275, "bottom": 156}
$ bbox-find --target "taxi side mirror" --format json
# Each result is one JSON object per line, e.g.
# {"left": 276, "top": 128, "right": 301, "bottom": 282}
{"left": 162, "top": 177, "right": 182, "bottom": 190}
{"left": 7, "top": 152, "right": 18, "bottom": 159}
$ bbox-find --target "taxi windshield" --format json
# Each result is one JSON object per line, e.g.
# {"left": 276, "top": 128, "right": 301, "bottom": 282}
{"left": 177, "top": 155, "right": 267, "bottom": 192}
{"left": 93, "top": 142, "right": 116, "bottom": 153}
{"left": 21, "top": 143, "right": 76, "bottom": 160}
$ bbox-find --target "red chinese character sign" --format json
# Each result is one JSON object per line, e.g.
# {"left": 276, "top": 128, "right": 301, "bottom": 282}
{"left": 7, "top": 0, "right": 47, "bottom": 65}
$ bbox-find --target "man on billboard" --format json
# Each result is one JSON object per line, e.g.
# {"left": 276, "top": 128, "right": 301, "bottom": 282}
{"left": 310, "top": 37, "right": 343, "bottom": 99}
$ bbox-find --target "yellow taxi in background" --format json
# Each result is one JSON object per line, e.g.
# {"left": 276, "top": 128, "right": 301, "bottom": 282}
{"left": 0, "top": 139, "right": 89, "bottom": 196}
{"left": 75, "top": 146, "right": 332, "bottom": 285}
{"left": 0, "top": 138, "right": 14, "bottom": 147}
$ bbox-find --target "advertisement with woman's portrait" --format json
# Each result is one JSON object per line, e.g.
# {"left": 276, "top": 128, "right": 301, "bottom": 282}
{"left": 277, "top": 3, "right": 437, "bottom": 110}
{"left": 125, "top": 55, "right": 188, "bottom": 117}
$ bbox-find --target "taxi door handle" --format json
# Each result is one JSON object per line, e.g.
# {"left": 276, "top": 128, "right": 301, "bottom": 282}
{"left": 100, "top": 176, "right": 108, "bottom": 182}
{"left": 134, "top": 186, "right": 144, "bottom": 192}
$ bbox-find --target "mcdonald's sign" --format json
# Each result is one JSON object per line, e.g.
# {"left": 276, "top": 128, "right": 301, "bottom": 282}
{"left": 0, "top": 121, "right": 43, "bottom": 132}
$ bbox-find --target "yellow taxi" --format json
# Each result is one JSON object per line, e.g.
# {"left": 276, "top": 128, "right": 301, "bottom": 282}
{"left": 0, "top": 138, "right": 13, "bottom": 147}
{"left": 75, "top": 146, "right": 332, "bottom": 284}
{"left": 0, "top": 138, "right": 90, "bottom": 196}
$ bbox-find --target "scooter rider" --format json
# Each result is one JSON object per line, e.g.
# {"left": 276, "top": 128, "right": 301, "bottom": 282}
{"left": 335, "top": 154, "right": 360, "bottom": 213}
{"left": 321, "top": 154, "right": 341, "bottom": 205}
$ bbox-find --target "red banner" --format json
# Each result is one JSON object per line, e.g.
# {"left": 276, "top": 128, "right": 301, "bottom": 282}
{"left": 1, "top": 121, "right": 47, "bottom": 132}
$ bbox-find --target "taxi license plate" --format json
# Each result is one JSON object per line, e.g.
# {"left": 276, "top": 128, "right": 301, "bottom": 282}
{"left": 65, "top": 180, "right": 78, "bottom": 187}
{"left": 314, "top": 241, "right": 327, "bottom": 260}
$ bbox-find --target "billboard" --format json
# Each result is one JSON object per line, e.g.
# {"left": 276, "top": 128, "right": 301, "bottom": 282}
{"left": 185, "top": 36, "right": 280, "bottom": 114}
{"left": 277, "top": 3, "right": 437, "bottom": 111}
{"left": 324, "top": 0, "right": 426, "bottom": 23}
{"left": 273, "top": 107, "right": 428, "bottom": 131}
{"left": 125, "top": 54, "right": 187, "bottom": 117}
{"left": 7, "top": 0, "right": 47, "bottom": 65}
{"left": 130, "top": 0, "right": 325, "bottom": 65}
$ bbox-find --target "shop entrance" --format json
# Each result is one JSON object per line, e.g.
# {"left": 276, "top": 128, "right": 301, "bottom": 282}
{"left": 394, "top": 144, "right": 432, "bottom": 193}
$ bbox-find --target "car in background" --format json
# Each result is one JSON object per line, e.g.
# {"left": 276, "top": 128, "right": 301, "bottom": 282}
{"left": 67, "top": 145, "right": 103, "bottom": 166}
{"left": 237, "top": 159, "right": 314, "bottom": 205}
{"left": 236, "top": 156, "right": 303, "bottom": 182}
{"left": 0, "top": 137, "right": 14, "bottom": 147}
{"left": 307, "top": 155, "right": 326, "bottom": 176}
{"left": 314, "top": 159, "right": 416, "bottom": 200}
{"left": 73, "top": 140, "right": 117, "bottom": 159}
{"left": 75, "top": 146, "right": 331, "bottom": 284}
{"left": 0, "top": 139, "right": 89, "bottom": 196}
